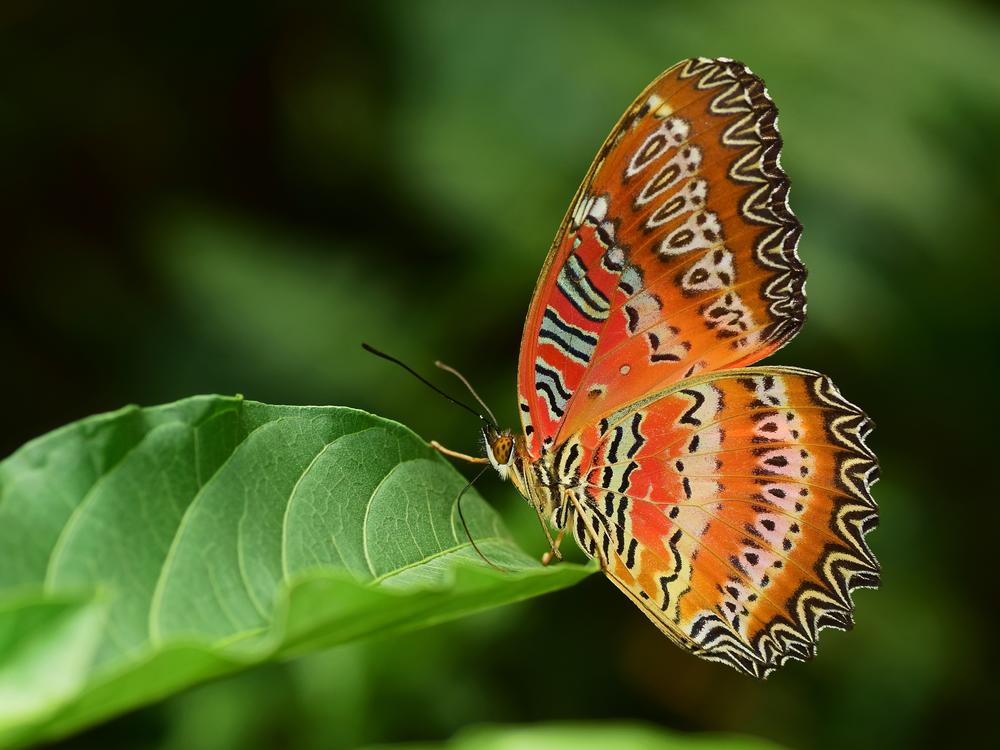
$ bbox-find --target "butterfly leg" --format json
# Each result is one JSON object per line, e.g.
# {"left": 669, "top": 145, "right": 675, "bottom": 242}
{"left": 430, "top": 440, "right": 489, "bottom": 464}
{"left": 564, "top": 490, "right": 610, "bottom": 572}
{"left": 541, "top": 528, "right": 566, "bottom": 566}
{"left": 530, "top": 503, "right": 563, "bottom": 565}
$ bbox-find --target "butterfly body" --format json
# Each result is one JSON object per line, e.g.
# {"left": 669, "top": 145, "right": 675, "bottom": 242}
{"left": 475, "top": 57, "right": 878, "bottom": 678}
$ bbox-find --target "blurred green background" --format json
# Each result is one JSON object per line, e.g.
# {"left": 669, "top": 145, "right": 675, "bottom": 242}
{"left": 3, "top": 0, "right": 998, "bottom": 748}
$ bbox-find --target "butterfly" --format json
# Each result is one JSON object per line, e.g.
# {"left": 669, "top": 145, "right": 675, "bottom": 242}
{"left": 427, "top": 57, "right": 879, "bottom": 678}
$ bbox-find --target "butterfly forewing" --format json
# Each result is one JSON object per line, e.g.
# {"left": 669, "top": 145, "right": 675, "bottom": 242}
{"left": 517, "top": 58, "right": 805, "bottom": 456}
{"left": 563, "top": 367, "right": 879, "bottom": 678}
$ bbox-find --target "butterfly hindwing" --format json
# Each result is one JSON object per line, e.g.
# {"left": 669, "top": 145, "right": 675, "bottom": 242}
{"left": 559, "top": 367, "right": 878, "bottom": 677}
{"left": 517, "top": 58, "right": 805, "bottom": 457}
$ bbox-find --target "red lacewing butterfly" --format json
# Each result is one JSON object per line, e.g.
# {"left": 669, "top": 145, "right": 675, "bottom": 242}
{"left": 377, "top": 57, "right": 879, "bottom": 678}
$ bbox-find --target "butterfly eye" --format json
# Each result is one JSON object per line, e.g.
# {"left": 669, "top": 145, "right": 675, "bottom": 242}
{"left": 482, "top": 431, "right": 515, "bottom": 479}
{"left": 498, "top": 438, "right": 514, "bottom": 464}
{"left": 493, "top": 437, "right": 513, "bottom": 465}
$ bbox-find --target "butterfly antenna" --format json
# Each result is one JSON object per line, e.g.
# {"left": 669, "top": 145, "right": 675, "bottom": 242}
{"left": 434, "top": 360, "right": 498, "bottom": 426}
{"left": 362, "top": 343, "right": 484, "bottom": 422}
{"left": 457, "top": 465, "right": 507, "bottom": 573}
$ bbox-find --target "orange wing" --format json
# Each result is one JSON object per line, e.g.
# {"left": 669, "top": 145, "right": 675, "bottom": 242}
{"left": 563, "top": 368, "right": 878, "bottom": 677}
{"left": 517, "top": 58, "right": 804, "bottom": 458}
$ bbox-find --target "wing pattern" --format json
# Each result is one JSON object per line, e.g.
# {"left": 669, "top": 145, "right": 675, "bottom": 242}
{"left": 517, "top": 58, "right": 805, "bottom": 458}
{"left": 558, "top": 368, "right": 878, "bottom": 677}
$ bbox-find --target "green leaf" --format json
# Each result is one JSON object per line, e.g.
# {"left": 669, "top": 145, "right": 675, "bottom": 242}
{"left": 0, "top": 396, "right": 591, "bottom": 748}
{"left": 362, "top": 723, "right": 789, "bottom": 750}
